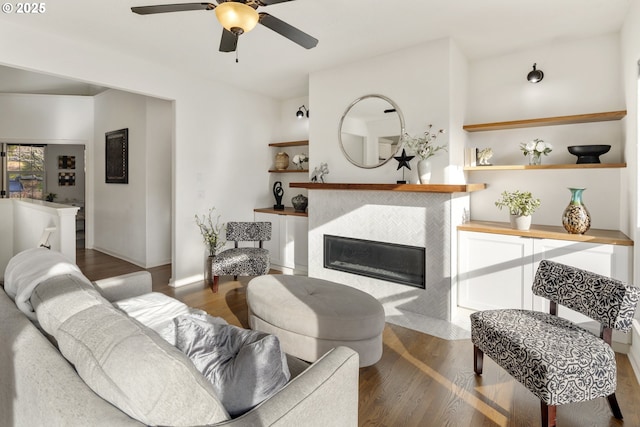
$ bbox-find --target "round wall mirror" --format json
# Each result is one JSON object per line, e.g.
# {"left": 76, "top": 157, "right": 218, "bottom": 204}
{"left": 338, "top": 94, "right": 405, "bottom": 169}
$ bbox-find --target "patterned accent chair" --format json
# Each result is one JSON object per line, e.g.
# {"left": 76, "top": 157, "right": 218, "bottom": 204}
{"left": 211, "top": 222, "right": 271, "bottom": 293}
{"left": 470, "top": 260, "right": 640, "bottom": 427}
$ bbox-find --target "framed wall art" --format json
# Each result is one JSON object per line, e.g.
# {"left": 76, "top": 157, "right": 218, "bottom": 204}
{"left": 58, "top": 155, "right": 76, "bottom": 169}
{"left": 105, "top": 128, "right": 128, "bottom": 184}
{"left": 58, "top": 172, "right": 76, "bottom": 186}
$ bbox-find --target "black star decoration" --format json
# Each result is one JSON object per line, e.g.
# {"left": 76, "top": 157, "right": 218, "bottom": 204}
{"left": 394, "top": 149, "right": 415, "bottom": 170}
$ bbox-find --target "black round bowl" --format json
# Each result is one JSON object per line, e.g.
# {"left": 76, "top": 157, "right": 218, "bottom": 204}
{"left": 567, "top": 145, "right": 611, "bottom": 164}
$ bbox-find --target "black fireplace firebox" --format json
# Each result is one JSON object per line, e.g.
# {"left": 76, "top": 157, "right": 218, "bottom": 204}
{"left": 323, "top": 235, "right": 425, "bottom": 288}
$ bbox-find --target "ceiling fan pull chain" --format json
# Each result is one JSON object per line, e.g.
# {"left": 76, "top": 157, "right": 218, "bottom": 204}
{"left": 235, "top": 35, "right": 239, "bottom": 63}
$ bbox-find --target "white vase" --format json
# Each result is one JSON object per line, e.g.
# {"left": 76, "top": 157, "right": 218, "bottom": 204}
{"left": 510, "top": 214, "right": 532, "bottom": 231}
{"left": 417, "top": 159, "right": 431, "bottom": 184}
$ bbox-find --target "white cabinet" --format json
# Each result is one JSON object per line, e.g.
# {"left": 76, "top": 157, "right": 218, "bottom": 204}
{"left": 457, "top": 232, "right": 535, "bottom": 311}
{"left": 458, "top": 230, "right": 633, "bottom": 345}
{"left": 459, "top": 230, "right": 632, "bottom": 312}
{"left": 255, "top": 210, "right": 308, "bottom": 274}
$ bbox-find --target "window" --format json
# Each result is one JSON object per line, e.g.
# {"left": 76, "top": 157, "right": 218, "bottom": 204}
{"left": 6, "top": 144, "right": 46, "bottom": 199}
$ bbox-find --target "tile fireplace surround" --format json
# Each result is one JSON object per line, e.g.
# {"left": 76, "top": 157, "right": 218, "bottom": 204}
{"left": 305, "top": 187, "right": 472, "bottom": 340}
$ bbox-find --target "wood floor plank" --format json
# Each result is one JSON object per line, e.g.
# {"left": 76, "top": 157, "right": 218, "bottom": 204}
{"left": 76, "top": 249, "right": 640, "bottom": 427}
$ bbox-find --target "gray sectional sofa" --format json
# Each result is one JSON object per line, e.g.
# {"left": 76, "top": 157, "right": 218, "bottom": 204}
{"left": 0, "top": 250, "right": 359, "bottom": 427}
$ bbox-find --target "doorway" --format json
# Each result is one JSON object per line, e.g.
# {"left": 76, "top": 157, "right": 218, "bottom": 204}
{"left": 2, "top": 142, "right": 86, "bottom": 248}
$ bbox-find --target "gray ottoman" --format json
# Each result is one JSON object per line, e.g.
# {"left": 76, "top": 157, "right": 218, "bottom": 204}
{"left": 247, "top": 275, "right": 385, "bottom": 367}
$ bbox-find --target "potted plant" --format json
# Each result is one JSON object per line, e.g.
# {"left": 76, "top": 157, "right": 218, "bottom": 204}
{"left": 495, "top": 190, "right": 541, "bottom": 230}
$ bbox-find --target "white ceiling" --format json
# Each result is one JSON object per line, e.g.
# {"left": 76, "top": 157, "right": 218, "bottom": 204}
{"left": 0, "top": 0, "right": 631, "bottom": 100}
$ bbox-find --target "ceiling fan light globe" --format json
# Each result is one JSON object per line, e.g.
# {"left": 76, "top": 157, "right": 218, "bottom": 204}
{"left": 215, "top": 2, "right": 259, "bottom": 34}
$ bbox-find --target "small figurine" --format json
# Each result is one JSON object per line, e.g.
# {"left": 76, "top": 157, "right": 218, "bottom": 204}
{"left": 273, "top": 181, "right": 284, "bottom": 210}
{"left": 310, "top": 163, "right": 329, "bottom": 183}
{"left": 477, "top": 148, "right": 493, "bottom": 166}
{"left": 393, "top": 149, "right": 415, "bottom": 184}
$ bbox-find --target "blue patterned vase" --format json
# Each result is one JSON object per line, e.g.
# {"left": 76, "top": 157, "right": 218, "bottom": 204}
{"left": 562, "top": 188, "right": 591, "bottom": 234}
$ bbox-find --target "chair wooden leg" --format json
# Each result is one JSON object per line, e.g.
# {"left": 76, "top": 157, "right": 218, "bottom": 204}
{"left": 473, "top": 345, "right": 483, "bottom": 375}
{"left": 211, "top": 275, "right": 219, "bottom": 293}
{"left": 233, "top": 275, "right": 238, "bottom": 281}
{"left": 607, "top": 393, "right": 623, "bottom": 419}
{"left": 541, "top": 402, "right": 556, "bottom": 427}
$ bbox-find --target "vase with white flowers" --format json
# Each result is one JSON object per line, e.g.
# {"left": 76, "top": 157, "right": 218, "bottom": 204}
{"left": 195, "top": 208, "right": 226, "bottom": 286}
{"left": 292, "top": 153, "right": 309, "bottom": 170}
{"left": 402, "top": 125, "right": 447, "bottom": 184}
{"left": 520, "top": 138, "right": 552, "bottom": 165}
{"left": 495, "top": 190, "right": 541, "bottom": 230}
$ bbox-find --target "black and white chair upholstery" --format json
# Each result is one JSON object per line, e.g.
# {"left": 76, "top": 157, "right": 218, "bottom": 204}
{"left": 211, "top": 222, "right": 271, "bottom": 293}
{"left": 470, "top": 260, "right": 640, "bottom": 427}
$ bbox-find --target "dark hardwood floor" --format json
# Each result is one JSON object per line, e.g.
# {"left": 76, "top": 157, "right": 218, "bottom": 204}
{"left": 76, "top": 249, "right": 640, "bottom": 427}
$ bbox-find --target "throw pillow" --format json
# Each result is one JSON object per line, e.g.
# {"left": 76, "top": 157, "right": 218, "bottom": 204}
{"left": 173, "top": 315, "right": 291, "bottom": 417}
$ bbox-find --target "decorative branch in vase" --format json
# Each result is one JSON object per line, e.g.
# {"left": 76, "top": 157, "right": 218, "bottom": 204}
{"left": 402, "top": 124, "right": 447, "bottom": 184}
{"left": 195, "top": 207, "right": 226, "bottom": 287}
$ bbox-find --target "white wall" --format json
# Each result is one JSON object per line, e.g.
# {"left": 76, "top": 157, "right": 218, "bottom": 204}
{"left": 309, "top": 38, "right": 456, "bottom": 185}
{"left": 0, "top": 199, "right": 13, "bottom": 277}
{"left": 465, "top": 34, "right": 627, "bottom": 230}
{"left": 466, "top": 34, "right": 623, "bottom": 123}
{"left": 94, "top": 89, "right": 149, "bottom": 266}
{"left": 0, "top": 20, "right": 280, "bottom": 285}
{"left": 0, "top": 93, "right": 93, "bottom": 142}
{"left": 621, "top": 0, "right": 640, "bottom": 316}
{"left": 267, "top": 96, "right": 310, "bottom": 208}
{"left": 12, "top": 199, "right": 78, "bottom": 263}
{"left": 93, "top": 90, "right": 172, "bottom": 268}
{"left": 44, "top": 144, "right": 85, "bottom": 203}
{"left": 145, "top": 97, "right": 173, "bottom": 267}
{"left": 275, "top": 96, "right": 310, "bottom": 143}
{"left": 0, "top": 93, "right": 93, "bottom": 248}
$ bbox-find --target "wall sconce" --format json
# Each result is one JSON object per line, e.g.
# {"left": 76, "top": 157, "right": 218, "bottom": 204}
{"left": 527, "top": 63, "right": 544, "bottom": 83}
{"left": 296, "top": 105, "right": 309, "bottom": 119}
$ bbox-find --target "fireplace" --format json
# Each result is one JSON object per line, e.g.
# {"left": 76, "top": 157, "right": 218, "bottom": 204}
{"left": 324, "top": 235, "right": 425, "bottom": 288}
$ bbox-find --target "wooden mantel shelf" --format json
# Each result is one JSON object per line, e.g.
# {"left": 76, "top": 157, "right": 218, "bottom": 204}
{"left": 458, "top": 220, "right": 633, "bottom": 246}
{"left": 290, "top": 182, "right": 486, "bottom": 193}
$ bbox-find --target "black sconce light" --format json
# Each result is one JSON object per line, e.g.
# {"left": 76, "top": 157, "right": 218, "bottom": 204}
{"left": 527, "top": 63, "right": 544, "bottom": 83}
{"left": 296, "top": 105, "right": 309, "bottom": 119}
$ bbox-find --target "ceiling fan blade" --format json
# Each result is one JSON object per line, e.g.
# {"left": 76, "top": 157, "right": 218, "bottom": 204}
{"left": 131, "top": 3, "right": 215, "bottom": 15}
{"left": 256, "top": 0, "right": 296, "bottom": 5}
{"left": 219, "top": 29, "right": 238, "bottom": 52}
{"left": 258, "top": 13, "right": 318, "bottom": 49}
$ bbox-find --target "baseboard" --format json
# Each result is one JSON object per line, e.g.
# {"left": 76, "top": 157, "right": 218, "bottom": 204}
{"left": 629, "top": 319, "right": 640, "bottom": 385}
{"left": 170, "top": 274, "right": 202, "bottom": 288}
{"left": 269, "top": 264, "right": 308, "bottom": 275}
{"left": 89, "top": 247, "right": 170, "bottom": 270}
{"left": 91, "top": 246, "right": 146, "bottom": 269}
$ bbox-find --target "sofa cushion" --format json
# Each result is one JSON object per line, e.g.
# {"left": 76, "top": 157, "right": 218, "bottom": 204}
{"left": 55, "top": 302, "right": 230, "bottom": 426}
{"left": 173, "top": 315, "right": 291, "bottom": 417}
{"left": 4, "top": 247, "right": 95, "bottom": 320}
{"left": 31, "top": 274, "right": 105, "bottom": 335}
{"left": 114, "top": 292, "right": 195, "bottom": 334}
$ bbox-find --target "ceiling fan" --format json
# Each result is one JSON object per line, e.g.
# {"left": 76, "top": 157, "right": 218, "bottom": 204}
{"left": 131, "top": 1, "right": 318, "bottom": 54}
